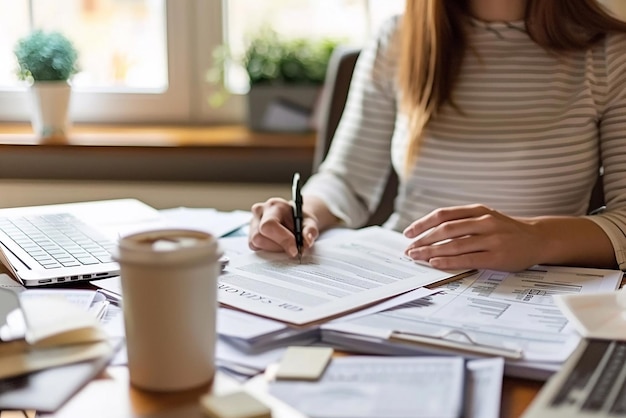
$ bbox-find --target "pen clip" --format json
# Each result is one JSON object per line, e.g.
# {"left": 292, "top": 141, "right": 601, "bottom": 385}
{"left": 292, "top": 172, "right": 302, "bottom": 208}
{"left": 389, "top": 328, "right": 523, "bottom": 360}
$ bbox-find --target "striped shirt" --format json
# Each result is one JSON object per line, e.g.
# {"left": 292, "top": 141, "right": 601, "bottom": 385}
{"left": 302, "top": 16, "right": 626, "bottom": 270}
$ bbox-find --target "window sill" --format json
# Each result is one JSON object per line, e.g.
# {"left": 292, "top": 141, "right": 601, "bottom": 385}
{"left": 0, "top": 124, "right": 316, "bottom": 183}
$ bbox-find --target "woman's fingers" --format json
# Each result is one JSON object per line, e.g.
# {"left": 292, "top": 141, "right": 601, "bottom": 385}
{"left": 249, "top": 197, "right": 319, "bottom": 257}
{"left": 403, "top": 204, "right": 495, "bottom": 238}
{"left": 407, "top": 235, "right": 486, "bottom": 260}
{"left": 405, "top": 213, "right": 501, "bottom": 252}
{"left": 403, "top": 204, "right": 540, "bottom": 271}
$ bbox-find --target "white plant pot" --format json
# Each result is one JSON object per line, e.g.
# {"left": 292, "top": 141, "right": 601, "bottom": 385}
{"left": 29, "top": 81, "right": 72, "bottom": 140}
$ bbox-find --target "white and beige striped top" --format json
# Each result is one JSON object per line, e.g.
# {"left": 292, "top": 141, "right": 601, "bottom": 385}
{"left": 302, "top": 16, "right": 626, "bottom": 269}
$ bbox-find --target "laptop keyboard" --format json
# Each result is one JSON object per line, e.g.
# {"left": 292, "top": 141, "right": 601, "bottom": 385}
{"left": 552, "top": 339, "right": 626, "bottom": 414}
{"left": 0, "top": 213, "right": 116, "bottom": 269}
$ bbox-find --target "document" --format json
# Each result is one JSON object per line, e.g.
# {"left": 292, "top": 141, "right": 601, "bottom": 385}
{"left": 466, "top": 358, "right": 504, "bottom": 418}
{"left": 218, "top": 227, "right": 472, "bottom": 325}
{"left": 217, "top": 338, "right": 288, "bottom": 375}
{"left": 322, "top": 265, "right": 622, "bottom": 378}
{"left": 1, "top": 289, "right": 104, "bottom": 341}
{"left": 0, "top": 273, "right": 24, "bottom": 292}
{"left": 269, "top": 356, "right": 466, "bottom": 418}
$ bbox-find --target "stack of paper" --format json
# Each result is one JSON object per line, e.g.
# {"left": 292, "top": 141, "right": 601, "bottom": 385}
{"left": 89, "top": 275, "right": 319, "bottom": 377}
{"left": 321, "top": 265, "right": 623, "bottom": 380}
{"left": 0, "top": 289, "right": 115, "bottom": 380}
{"left": 219, "top": 308, "right": 319, "bottom": 353}
{"left": 268, "top": 356, "right": 504, "bottom": 418}
{"left": 215, "top": 308, "right": 321, "bottom": 379}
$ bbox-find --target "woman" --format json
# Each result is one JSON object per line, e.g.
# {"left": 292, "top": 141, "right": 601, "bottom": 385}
{"left": 248, "top": 0, "right": 626, "bottom": 272}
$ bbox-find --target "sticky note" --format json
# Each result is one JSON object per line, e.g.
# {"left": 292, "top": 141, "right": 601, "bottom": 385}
{"left": 275, "top": 346, "right": 334, "bottom": 381}
{"left": 200, "top": 391, "right": 272, "bottom": 418}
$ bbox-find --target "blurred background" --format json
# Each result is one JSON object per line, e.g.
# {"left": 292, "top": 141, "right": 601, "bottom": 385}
{"left": 0, "top": 0, "right": 405, "bottom": 124}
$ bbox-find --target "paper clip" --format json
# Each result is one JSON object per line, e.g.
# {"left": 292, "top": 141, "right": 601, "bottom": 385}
{"left": 389, "top": 328, "right": 523, "bottom": 360}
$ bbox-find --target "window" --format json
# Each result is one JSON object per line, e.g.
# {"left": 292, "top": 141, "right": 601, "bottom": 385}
{"left": 0, "top": 0, "right": 400, "bottom": 125}
{"left": 1, "top": 0, "right": 168, "bottom": 91}
{"left": 0, "top": 0, "right": 192, "bottom": 124}
{"left": 224, "top": 0, "right": 404, "bottom": 93}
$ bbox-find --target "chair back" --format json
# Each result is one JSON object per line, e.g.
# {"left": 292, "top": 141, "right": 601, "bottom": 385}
{"left": 313, "top": 47, "right": 398, "bottom": 226}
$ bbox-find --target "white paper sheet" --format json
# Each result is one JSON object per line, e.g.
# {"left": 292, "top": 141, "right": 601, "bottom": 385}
{"left": 91, "top": 276, "right": 122, "bottom": 296}
{"left": 219, "top": 236, "right": 255, "bottom": 257}
{"left": 466, "top": 358, "right": 504, "bottom": 418}
{"left": 218, "top": 226, "right": 471, "bottom": 325}
{"left": 1, "top": 289, "right": 102, "bottom": 341}
{"left": 218, "top": 308, "right": 291, "bottom": 340}
{"left": 159, "top": 207, "right": 251, "bottom": 238}
{"left": 269, "top": 356, "right": 466, "bottom": 418}
{"left": 0, "top": 273, "right": 25, "bottom": 292}
{"left": 217, "top": 338, "right": 287, "bottom": 373}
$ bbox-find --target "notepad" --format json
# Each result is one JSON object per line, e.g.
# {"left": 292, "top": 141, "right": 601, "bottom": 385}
{"left": 200, "top": 391, "right": 272, "bottom": 418}
{"left": 275, "top": 346, "right": 333, "bottom": 381}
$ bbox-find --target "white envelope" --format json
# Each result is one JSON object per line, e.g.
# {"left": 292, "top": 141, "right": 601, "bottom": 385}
{"left": 554, "top": 287, "right": 626, "bottom": 340}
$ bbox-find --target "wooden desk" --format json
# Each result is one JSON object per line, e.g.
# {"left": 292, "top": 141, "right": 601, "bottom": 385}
{"left": 34, "top": 365, "right": 543, "bottom": 418}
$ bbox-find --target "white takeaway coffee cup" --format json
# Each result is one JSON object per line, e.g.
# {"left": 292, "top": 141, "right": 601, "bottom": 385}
{"left": 114, "top": 229, "right": 221, "bottom": 391}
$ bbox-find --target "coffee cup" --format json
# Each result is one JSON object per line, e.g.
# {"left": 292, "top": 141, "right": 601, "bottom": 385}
{"left": 114, "top": 229, "right": 221, "bottom": 391}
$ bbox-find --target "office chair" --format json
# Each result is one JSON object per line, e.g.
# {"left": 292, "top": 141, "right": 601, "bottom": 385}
{"left": 313, "top": 47, "right": 399, "bottom": 227}
{"left": 313, "top": 47, "right": 605, "bottom": 226}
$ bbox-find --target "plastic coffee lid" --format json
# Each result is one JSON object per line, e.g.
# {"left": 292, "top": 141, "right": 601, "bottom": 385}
{"left": 113, "top": 229, "right": 222, "bottom": 266}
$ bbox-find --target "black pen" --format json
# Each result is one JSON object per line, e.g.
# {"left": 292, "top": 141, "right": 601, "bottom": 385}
{"left": 292, "top": 172, "right": 304, "bottom": 263}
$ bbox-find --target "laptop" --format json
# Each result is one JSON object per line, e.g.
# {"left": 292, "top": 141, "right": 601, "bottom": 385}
{"left": 522, "top": 338, "right": 626, "bottom": 417}
{"left": 0, "top": 199, "right": 163, "bottom": 287}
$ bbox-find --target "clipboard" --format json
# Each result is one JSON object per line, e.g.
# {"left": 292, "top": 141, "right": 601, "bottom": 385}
{"left": 389, "top": 328, "right": 523, "bottom": 360}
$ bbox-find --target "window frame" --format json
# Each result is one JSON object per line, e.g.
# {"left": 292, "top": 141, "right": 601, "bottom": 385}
{"left": 0, "top": 0, "right": 409, "bottom": 126}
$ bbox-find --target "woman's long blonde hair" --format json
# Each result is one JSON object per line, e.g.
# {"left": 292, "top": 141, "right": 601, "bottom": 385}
{"left": 399, "top": 0, "right": 626, "bottom": 172}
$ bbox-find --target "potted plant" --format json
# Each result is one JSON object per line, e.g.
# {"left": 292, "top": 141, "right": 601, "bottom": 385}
{"left": 14, "top": 30, "right": 79, "bottom": 140}
{"left": 208, "top": 30, "right": 339, "bottom": 132}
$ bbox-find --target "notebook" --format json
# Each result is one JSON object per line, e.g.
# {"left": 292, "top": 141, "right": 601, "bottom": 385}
{"left": 522, "top": 338, "right": 626, "bottom": 417}
{"left": 0, "top": 199, "right": 163, "bottom": 287}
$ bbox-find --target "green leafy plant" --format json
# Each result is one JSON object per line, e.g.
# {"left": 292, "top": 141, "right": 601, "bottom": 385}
{"left": 243, "top": 29, "right": 339, "bottom": 85}
{"left": 207, "top": 29, "right": 340, "bottom": 107}
{"left": 14, "top": 30, "right": 79, "bottom": 82}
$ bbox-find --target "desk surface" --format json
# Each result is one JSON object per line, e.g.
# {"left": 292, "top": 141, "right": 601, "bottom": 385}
{"left": 35, "top": 366, "right": 543, "bottom": 418}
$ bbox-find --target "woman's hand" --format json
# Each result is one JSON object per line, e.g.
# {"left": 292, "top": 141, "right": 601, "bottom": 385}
{"left": 403, "top": 204, "right": 543, "bottom": 272}
{"left": 249, "top": 197, "right": 320, "bottom": 257}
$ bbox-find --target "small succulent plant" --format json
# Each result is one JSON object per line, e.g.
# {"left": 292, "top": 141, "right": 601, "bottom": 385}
{"left": 14, "top": 30, "right": 79, "bottom": 82}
